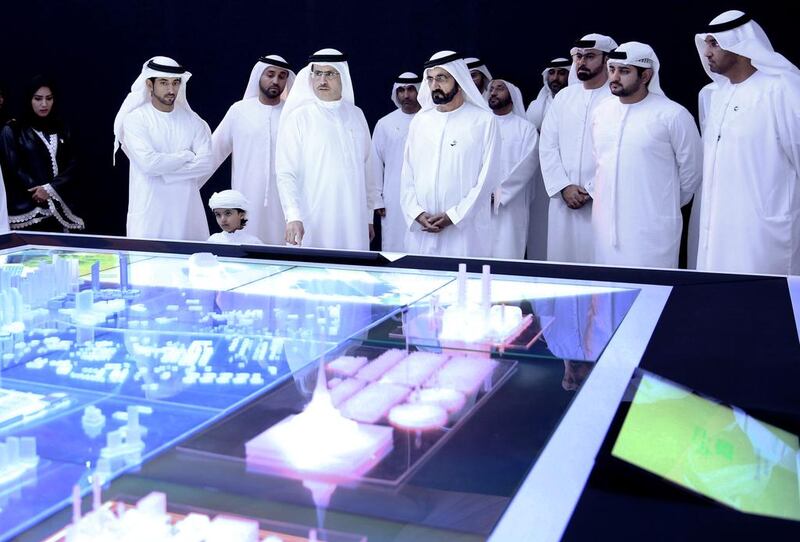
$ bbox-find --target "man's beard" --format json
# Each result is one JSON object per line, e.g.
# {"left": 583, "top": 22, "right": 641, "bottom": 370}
{"left": 548, "top": 80, "right": 566, "bottom": 94}
{"left": 576, "top": 65, "right": 602, "bottom": 81}
{"left": 261, "top": 83, "right": 282, "bottom": 98}
{"left": 432, "top": 82, "right": 460, "bottom": 104}
{"left": 155, "top": 93, "right": 175, "bottom": 106}
{"left": 488, "top": 94, "right": 512, "bottom": 110}
{"left": 610, "top": 80, "right": 641, "bottom": 97}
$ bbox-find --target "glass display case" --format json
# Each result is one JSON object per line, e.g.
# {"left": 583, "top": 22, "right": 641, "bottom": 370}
{"left": 0, "top": 234, "right": 671, "bottom": 542}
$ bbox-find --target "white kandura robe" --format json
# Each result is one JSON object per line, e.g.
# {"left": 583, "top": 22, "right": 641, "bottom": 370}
{"left": 123, "top": 104, "right": 213, "bottom": 241}
{"left": 685, "top": 85, "right": 715, "bottom": 270}
{"left": 525, "top": 94, "right": 554, "bottom": 262}
{"left": 275, "top": 100, "right": 379, "bottom": 250}
{"left": 526, "top": 92, "right": 552, "bottom": 131}
{"left": 373, "top": 108, "right": 415, "bottom": 252}
{"left": 211, "top": 98, "right": 285, "bottom": 245}
{"left": 539, "top": 84, "right": 613, "bottom": 263}
{"left": 534, "top": 292, "right": 628, "bottom": 362}
{"left": 400, "top": 102, "right": 501, "bottom": 257}
{"left": 590, "top": 93, "right": 703, "bottom": 268}
{"left": 0, "top": 165, "right": 9, "bottom": 233}
{"left": 491, "top": 112, "right": 539, "bottom": 260}
{"left": 695, "top": 71, "right": 800, "bottom": 275}
{"left": 208, "top": 228, "right": 263, "bottom": 245}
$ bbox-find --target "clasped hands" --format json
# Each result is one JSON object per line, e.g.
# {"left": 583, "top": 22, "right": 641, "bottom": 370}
{"left": 415, "top": 212, "right": 452, "bottom": 233}
{"left": 560, "top": 184, "right": 590, "bottom": 209}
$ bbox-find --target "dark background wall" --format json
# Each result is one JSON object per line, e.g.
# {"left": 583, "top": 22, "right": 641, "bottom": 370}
{"left": 0, "top": 1, "right": 794, "bottom": 236}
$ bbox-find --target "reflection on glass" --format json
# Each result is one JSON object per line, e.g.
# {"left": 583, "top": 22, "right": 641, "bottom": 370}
{"left": 613, "top": 371, "right": 800, "bottom": 521}
{"left": 402, "top": 271, "right": 639, "bottom": 360}
{"left": 561, "top": 360, "right": 594, "bottom": 391}
{"left": 233, "top": 265, "right": 452, "bottom": 307}
{"left": 533, "top": 292, "right": 634, "bottom": 362}
{"left": 99, "top": 254, "right": 289, "bottom": 291}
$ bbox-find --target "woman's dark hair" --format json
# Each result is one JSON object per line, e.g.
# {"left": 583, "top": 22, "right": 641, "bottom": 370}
{"left": 22, "top": 74, "right": 62, "bottom": 133}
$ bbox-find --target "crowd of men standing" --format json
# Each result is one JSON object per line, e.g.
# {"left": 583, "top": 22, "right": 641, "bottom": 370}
{"left": 2, "top": 9, "right": 797, "bottom": 276}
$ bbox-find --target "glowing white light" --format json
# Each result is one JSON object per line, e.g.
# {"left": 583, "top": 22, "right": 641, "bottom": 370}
{"left": 408, "top": 387, "right": 466, "bottom": 414}
{"left": 388, "top": 403, "right": 448, "bottom": 431}
{"left": 246, "top": 362, "right": 394, "bottom": 480}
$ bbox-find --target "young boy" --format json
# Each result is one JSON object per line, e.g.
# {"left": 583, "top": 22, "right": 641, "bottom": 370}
{"left": 207, "top": 189, "right": 263, "bottom": 245}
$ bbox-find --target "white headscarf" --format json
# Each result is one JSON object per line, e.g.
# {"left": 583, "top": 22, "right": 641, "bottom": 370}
{"left": 694, "top": 10, "right": 800, "bottom": 87}
{"left": 242, "top": 54, "right": 296, "bottom": 100}
{"left": 280, "top": 48, "right": 355, "bottom": 120}
{"left": 608, "top": 41, "right": 665, "bottom": 96}
{"left": 419, "top": 51, "right": 491, "bottom": 112}
{"left": 113, "top": 56, "right": 193, "bottom": 162}
{"left": 568, "top": 34, "right": 618, "bottom": 85}
{"left": 209, "top": 189, "right": 249, "bottom": 211}
{"left": 533, "top": 57, "right": 572, "bottom": 105}
{"left": 390, "top": 72, "right": 422, "bottom": 109}
{"left": 489, "top": 79, "right": 526, "bottom": 118}
{"left": 465, "top": 57, "right": 493, "bottom": 83}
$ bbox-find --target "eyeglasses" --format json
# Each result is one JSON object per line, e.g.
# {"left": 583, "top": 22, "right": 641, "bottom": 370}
{"left": 426, "top": 74, "right": 452, "bottom": 84}
{"left": 572, "top": 52, "right": 600, "bottom": 63}
{"left": 312, "top": 70, "right": 340, "bottom": 80}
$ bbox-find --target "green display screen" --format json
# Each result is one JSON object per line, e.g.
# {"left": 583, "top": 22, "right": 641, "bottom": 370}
{"left": 612, "top": 372, "right": 800, "bottom": 521}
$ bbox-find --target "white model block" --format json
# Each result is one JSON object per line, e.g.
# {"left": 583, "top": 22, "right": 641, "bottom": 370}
{"left": 19, "top": 436, "right": 37, "bottom": 464}
{"left": 339, "top": 382, "right": 410, "bottom": 424}
{"left": 354, "top": 349, "right": 406, "bottom": 382}
{"left": 426, "top": 355, "right": 498, "bottom": 395}
{"left": 136, "top": 491, "right": 167, "bottom": 516}
{"left": 81, "top": 405, "right": 106, "bottom": 430}
{"left": 6, "top": 437, "right": 19, "bottom": 463}
{"left": 75, "top": 290, "right": 94, "bottom": 313}
{"left": 206, "top": 515, "right": 260, "bottom": 542}
{"left": 327, "top": 355, "right": 368, "bottom": 377}
{"left": 457, "top": 263, "right": 467, "bottom": 306}
{"left": 379, "top": 352, "right": 449, "bottom": 388}
{"left": 174, "top": 512, "right": 211, "bottom": 542}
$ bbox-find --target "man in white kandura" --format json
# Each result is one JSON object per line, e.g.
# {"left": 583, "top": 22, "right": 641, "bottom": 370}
{"left": 540, "top": 34, "right": 617, "bottom": 263}
{"left": 525, "top": 57, "right": 572, "bottom": 261}
{"left": 526, "top": 58, "right": 572, "bottom": 130}
{"left": 465, "top": 57, "right": 493, "bottom": 95}
{"left": 114, "top": 56, "right": 214, "bottom": 241}
{"left": 275, "top": 48, "right": 380, "bottom": 250}
{"left": 208, "top": 55, "right": 296, "bottom": 245}
{"left": 692, "top": 10, "right": 800, "bottom": 275}
{"left": 487, "top": 78, "right": 539, "bottom": 259}
{"left": 400, "top": 51, "right": 501, "bottom": 257}
{"left": 590, "top": 42, "right": 702, "bottom": 268}
{"left": 372, "top": 72, "right": 421, "bottom": 252}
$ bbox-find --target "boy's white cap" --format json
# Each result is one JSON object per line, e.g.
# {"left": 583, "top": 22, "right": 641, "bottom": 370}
{"left": 209, "top": 189, "right": 249, "bottom": 211}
